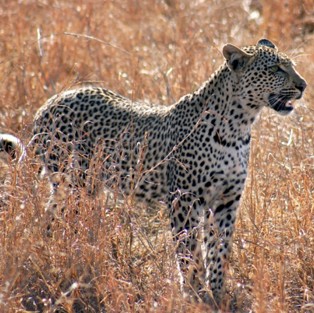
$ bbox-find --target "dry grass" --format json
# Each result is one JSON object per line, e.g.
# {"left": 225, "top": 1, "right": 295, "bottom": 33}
{"left": 0, "top": 1, "right": 313, "bottom": 312}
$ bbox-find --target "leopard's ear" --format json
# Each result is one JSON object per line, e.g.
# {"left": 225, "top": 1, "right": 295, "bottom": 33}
{"left": 223, "top": 44, "right": 252, "bottom": 72}
{"left": 257, "top": 38, "right": 277, "bottom": 50}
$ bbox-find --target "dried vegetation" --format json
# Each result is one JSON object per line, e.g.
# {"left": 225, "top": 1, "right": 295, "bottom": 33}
{"left": 0, "top": 1, "right": 313, "bottom": 312}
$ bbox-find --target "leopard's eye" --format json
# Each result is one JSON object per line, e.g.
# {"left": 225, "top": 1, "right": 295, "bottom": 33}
{"left": 270, "top": 65, "right": 280, "bottom": 72}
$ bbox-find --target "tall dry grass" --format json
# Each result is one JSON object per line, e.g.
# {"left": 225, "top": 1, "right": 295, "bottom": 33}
{"left": 0, "top": 1, "right": 313, "bottom": 312}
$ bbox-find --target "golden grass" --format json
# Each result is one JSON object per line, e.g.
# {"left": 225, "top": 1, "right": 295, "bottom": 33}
{"left": 0, "top": 1, "right": 313, "bottom": 312}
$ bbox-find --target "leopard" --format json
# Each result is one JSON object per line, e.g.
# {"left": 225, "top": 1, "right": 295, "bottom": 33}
{"left": 0, "top": 39, "right": 306, "bottom": 306}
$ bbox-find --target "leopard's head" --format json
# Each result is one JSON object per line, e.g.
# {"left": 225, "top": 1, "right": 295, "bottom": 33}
{"left": 223, "top": 38, "right": 307, "bottom": 115}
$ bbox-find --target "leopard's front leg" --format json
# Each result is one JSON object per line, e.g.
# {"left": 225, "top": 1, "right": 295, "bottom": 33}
{"left": 170, "top": 192, "right": 207, "bottom": 301}
{"left": 203, "top": 190, "right": 243, "bottom": 304}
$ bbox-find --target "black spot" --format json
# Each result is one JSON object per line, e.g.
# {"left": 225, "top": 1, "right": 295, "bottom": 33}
{"left": 225, "top": 200, "right": 234, "bottom": 209}
{"left": 216, "top": 204, "right": 225, "bottom": 213}
{"left": 178, "top": 213, "right": 185, "bottom": 223}
{"left": 223, "top": 185, "right": 234, "bottom": 194}
{"left": 213, "top": 132, "right": 221, "bottom": 144}
{"left": 199, "top": 196, "right": 206, "bottom": 205}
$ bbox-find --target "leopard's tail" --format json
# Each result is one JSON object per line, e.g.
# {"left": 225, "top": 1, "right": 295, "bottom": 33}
{"left": 0, "top": 133, "right": 26, "bottom": 163}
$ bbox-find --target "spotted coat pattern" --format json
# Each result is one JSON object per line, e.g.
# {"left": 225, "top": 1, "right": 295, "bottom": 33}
{"left": 28, "top": 39, "right": 307, "bottom": 305}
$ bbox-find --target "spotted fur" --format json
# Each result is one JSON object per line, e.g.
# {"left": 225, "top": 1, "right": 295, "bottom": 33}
{"left": 1, "top": 39, "right": 307, "bottom": 305}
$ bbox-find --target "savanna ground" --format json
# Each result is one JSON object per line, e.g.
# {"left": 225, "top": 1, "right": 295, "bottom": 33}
{"left": 0, "top": 1, "right": 313, "bottom": 312}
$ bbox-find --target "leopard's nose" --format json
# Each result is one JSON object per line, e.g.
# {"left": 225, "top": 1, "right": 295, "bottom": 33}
{"left": 296, "top": 79, "right": 307, "bottom": 93}
{"left": 295, "top": 79, "right": 307, "bottom": 99}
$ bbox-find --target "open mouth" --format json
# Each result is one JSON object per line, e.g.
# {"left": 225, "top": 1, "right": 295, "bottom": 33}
{"left": 268, "top": 93, "right": 295, "bottom": 114}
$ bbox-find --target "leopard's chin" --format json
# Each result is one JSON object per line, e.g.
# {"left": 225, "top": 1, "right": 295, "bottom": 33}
{"left": 268, "top": 93, "right": 295, "bottom": 115}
